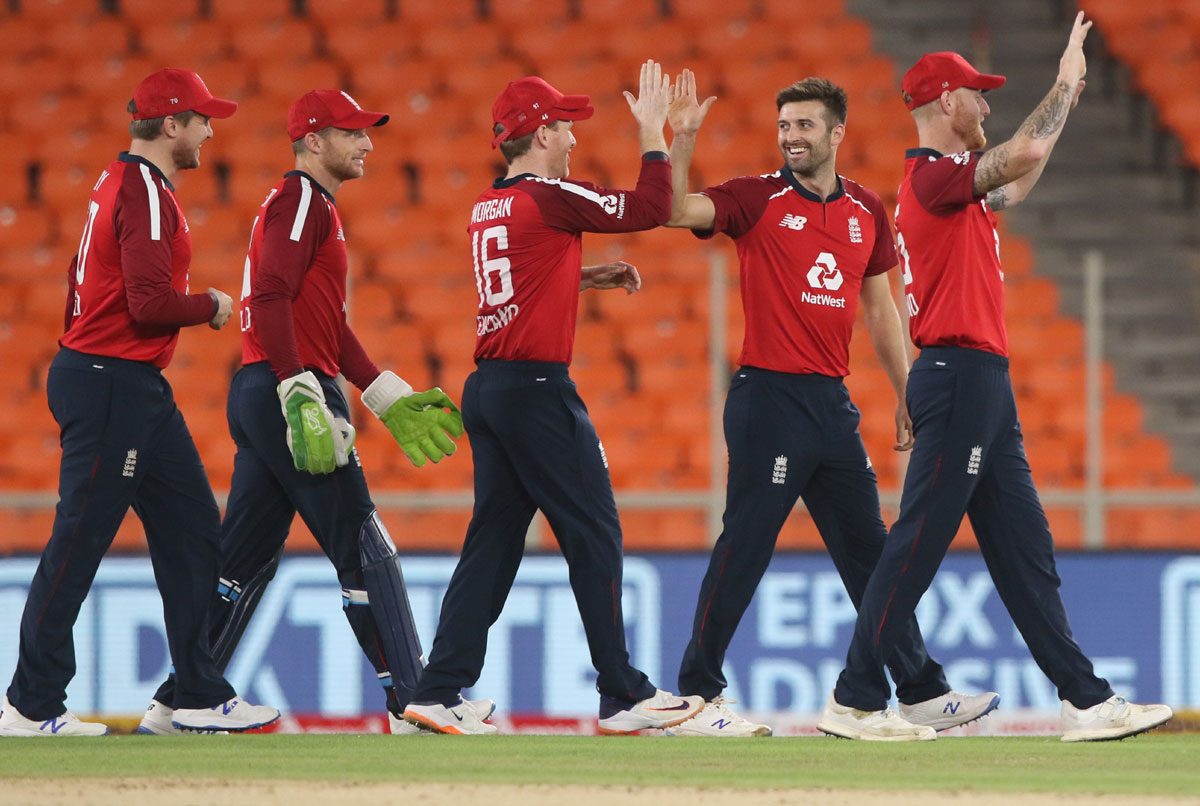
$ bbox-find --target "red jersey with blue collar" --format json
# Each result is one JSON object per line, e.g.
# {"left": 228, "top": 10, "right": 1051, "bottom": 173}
{"left": 61, "top": 152, "right": 215, "bottom": 368}
{"left": 695, "top": 166, "right": 897, "bottom": 377}
{"left": 470, "top": 153, "right": 671, "bottom": 364}
{"left": 895, "top": 148, "right": 1007, "bottom": 356}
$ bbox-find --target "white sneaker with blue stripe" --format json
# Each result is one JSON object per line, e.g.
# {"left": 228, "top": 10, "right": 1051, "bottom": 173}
{"left": 665, "top": 697, "right": 771, "bottom": 737}
{"left": 0, "top": 695, "right": 108, "bottom": 737}
{"left": 172, "top": 697, "right": 279, "bottom": 732}
{"left": 898, "top": 690, "right": 1000, "bottom": 731}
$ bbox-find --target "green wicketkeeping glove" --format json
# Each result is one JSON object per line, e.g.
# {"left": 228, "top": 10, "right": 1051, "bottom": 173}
{"left": 361, "top": 371, "right": 464, "bottom": 467}
{"left": 278, "top": 370, "right": 338, "bottom": 474}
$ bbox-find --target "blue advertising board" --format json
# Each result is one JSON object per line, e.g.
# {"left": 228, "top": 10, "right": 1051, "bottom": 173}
{"left": 1, "top": 552, "right": 1197, "bottom": 717}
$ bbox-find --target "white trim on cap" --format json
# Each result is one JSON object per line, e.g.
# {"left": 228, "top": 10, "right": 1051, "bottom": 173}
{"left": 290, "top": 176, "right": 313, "bottom": 241}
{"left": 138, "top": 164, "right": 161, "bottom": 241}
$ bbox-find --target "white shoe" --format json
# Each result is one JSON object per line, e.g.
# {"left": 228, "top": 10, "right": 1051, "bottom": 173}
{"left": 816, "top": 691, "right": 936, "bottom": 741}
{"left": 597, "top": 689, "right": 704, "bottom": 735}
{"left": 0, "top": 695, "right": 109, "bottom": 737}
{"left": 403, "top": 699, "right": 498, "bottom": 735}
{"left": 1061, "top": 695, "right": 1173, "bottom": 742}
{"left": 136, "top": 700, "right": 182, "bottom": 735}
{"left": 135, "top": 700, "right": 224, "bottom": 735}
{"left": 665, "top": 696, "right": 771, "bottom": 737}
{"left": 171, "top": 697, "right": 279, "bottom": 732}
{"left": 390, "top": 695, "right": 495, "bottom": 735}
{"left": 899, "top": 690, "right": 1000, "bottom": 731}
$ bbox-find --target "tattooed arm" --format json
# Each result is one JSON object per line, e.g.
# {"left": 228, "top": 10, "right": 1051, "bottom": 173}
{"left": 976, "top": 12, "right": 1092, "bottom": 208}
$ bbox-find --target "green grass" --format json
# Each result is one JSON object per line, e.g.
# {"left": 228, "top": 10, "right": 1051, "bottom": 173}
{"left": 1, "top": 735, "right": 1197, "bottom": 795}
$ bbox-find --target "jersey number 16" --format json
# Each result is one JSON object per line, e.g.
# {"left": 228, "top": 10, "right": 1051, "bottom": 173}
{"left": 472, "top": 225, "right": 514, "bottom": 307}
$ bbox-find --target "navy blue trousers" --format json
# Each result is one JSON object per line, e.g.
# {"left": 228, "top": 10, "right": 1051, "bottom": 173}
{"left": 7, "top": 348, "right": 234, "bottom": 718}
{"left": 414, "top": 360, "right": 656, "bottom": 706}
{"left": 678, "top": 368, "right": 949, "bottom": 704}
{"left": 835, "top": 346, "right": 1114, "bottom": 710}
{"left": 151, "top": 362, "right": 397, "bottom": 708}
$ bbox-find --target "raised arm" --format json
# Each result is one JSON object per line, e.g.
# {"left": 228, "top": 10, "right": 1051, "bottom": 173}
{"left": 623, "top": 59, "right": 672, "bottom": 156}
{"left": 974, "top": 11, "right": 1091, "bottom": 207}
{"left": 665, "top": 68, "right": 718, "bottom": 229}
{"left": 860, "top": 272, "right": 914, "bottom": 451}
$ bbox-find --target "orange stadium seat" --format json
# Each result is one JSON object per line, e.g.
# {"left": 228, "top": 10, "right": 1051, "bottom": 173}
{"left": 0, "top": 0, "right": 1193, "bottom": 554}
{"left": 207, "top": 0, "right": 296, "bottom": 24}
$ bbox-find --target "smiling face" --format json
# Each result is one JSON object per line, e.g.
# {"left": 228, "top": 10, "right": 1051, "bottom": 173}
{"left": 541, "top": 120, "right": 575, "bottom": 179}
{"left": 319, "top": 127, "right": 374, "bottom": 182}
{"left": 170, "top": 113, "right": 212, "bottom": 171}
{"left": 777, "top": 100, "right": 842, "bottom": 177}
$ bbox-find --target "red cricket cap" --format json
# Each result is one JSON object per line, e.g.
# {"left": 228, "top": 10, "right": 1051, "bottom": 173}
{"left": 491, "top": 76, "right": 594, "bottom": 148}
{"left": 901, "top": 52, "right": 1006, "bottom": 111}
{"left": 132, "top": 68, "right": 238, "bottom": 120}
{"left": 287, "top": 89, "right": 389, "bottom": 141}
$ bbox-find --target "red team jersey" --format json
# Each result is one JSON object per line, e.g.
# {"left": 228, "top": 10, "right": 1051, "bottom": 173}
{"left": 61, "top": 153, "right": 215, "bottom": 368}
{"left": 695, "top": 167, "right": 897, "bottom": 377}
{"left": 470, "top": 154, "right": 671, "bottom": 364}
{"left": 895, "top": 148, "right": 1007, "bottom": 356}
{"left": 240, "top": 171, "right": 378, "bottom": 387}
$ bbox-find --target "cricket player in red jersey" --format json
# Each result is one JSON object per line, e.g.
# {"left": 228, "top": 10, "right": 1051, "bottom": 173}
{"left": 0, "top": 69, "right": 278, "bottom": 736}
{"left": 137, "top": 89, "right": 480, "bottom": 736}
{"left": 822, "top": 13, "right": 1173, "bottom": 741}
{"left": 662, "top": 72, "right": 996, "bottom": 737}
{"left": 403, "top": 62, "right": 704, "bottom": 735}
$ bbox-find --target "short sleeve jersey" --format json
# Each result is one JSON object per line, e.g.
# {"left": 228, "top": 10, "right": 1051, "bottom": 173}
{"left": 470, "top": 154, "right": 671, "bottom": 364}
{"left": 61, "top": 153, "right": 212, "bottom": 368}
{"left": 695, "top": 166, "right": 897, "bottom": 377}
{"left": 241, "top": 171, "right": 349, "bottom": 378}
{"left": 896, "top": 148, "right": 1007, "bottom": 356}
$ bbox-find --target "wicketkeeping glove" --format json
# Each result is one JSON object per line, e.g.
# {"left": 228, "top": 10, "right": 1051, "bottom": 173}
{"left": 278, "top": 370, "right": 341, "bottom": 475}
{"left": 361, "top": 370, "right": 464, "bottom": 467}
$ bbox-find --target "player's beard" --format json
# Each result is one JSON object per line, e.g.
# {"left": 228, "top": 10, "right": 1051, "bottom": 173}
{"left": 783, "top": 137, "right": 831, "bottom": 177}
{"left": 952, "top": 107, "right": 987, "bottom": 151}
{"left": 325, "top": 151, "right": 365, "bottom": 182}
{"left": 172, "top": 138, "right": 202, "bottom": 171}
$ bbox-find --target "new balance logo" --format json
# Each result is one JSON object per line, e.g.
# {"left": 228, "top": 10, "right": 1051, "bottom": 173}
{"left": 221, "top": 699, "right": 238, "bottom": 716}
{"left": 779, "top": 214, "right": 807, "bottom": 231}
{"left": 943, "top": 701, "right": 960, "bottom": 715}
{"left": 967, "top": 446, "right": 982, "bottom": 475}
{"left": 122, "top": 449, "right": 138, "bottom": 478}
{"left": 772, "top": 455, "right": 787, "bottom": 485}
{"left": 712, "top": 718, "right": 732, "bottom": 730}
{"left": 40, "top": 718, "right": 65, "bottom": 734}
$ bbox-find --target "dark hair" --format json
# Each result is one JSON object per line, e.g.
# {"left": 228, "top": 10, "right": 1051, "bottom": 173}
{"left": 776, "top": 78, "right": 848, "bottom": 126}
{"left": 126, "top": 99, "right": 200, "bottom": 140}
{"left": 496, "top": 120, "right": 562, "bottom": 164}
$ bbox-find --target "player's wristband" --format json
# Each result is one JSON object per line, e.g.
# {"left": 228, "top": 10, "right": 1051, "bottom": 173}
{"left": 361, "top": 370, "right": 414, "bottom": 417}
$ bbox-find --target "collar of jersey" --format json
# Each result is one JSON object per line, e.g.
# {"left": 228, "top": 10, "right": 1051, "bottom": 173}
{"left": 119, "top": 152, "right": 174, "bottom": 192}
{"left": 285, "top": 170, "right": 336, "bottom": 204}
{"left": 907, "top": 147, "right": 945, "bottom": 160}
{"left": 780, "top": 164, "right": 844, "bottom": 203}
{"left": 494, "top": 172, "right": 539, "bottom": 189}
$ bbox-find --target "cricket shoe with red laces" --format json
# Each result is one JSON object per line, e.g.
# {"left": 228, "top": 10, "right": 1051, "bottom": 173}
{"left": 597, "top": 690, "right": 704, "bottom": 735}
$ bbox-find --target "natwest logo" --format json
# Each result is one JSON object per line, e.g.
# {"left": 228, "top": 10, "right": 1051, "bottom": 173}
{"left": 805, "top": 252, "right": 843, "bottom": 291}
